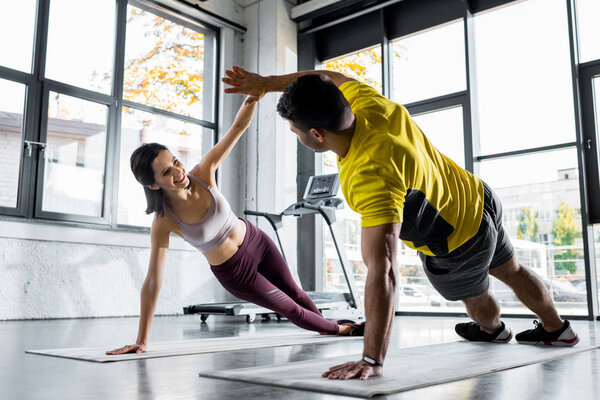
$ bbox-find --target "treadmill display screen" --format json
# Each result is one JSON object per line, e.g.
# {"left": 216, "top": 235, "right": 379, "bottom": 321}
{"left": 304, "top": 174, "right": 339, "bottom": 199}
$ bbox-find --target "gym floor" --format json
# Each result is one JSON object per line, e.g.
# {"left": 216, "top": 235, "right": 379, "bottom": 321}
{"left": 3, "top": 315, "right": 599, "bottom": 399}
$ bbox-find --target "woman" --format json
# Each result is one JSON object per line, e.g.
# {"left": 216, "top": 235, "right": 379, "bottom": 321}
{"left": 107, "top": 98, "right": 362, "bottom": 356}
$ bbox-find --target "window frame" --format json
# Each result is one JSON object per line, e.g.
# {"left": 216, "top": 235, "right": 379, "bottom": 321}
{"left": 0, "top": 0, "right": 221, "bottom": 230}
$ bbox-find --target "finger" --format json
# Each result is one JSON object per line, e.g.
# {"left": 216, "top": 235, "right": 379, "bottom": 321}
{"left": 224, "top": 88, "right": 245, "bottom": 95}
{"left": 338, "top": 365, "right": 360, "bottom": 380}
{"left": 106, "top": 345, "right": 129, "bottom": 355}
{"left": 232, "top": 65, "right": 247, "bottom": 74}
{"left": 221, "top": 78, "right": 240, "bottom": 87}
{"left": 224, "top": 69, "right": 237, "bottom": 77}
{"left": 328, "top": 361, "right": 355, "bottom": 372}
{"left": 360, "top": 369, "right": 371, "bottom": 380}
{"left": 327, "top": 366, "right": 351, "bottom": 380}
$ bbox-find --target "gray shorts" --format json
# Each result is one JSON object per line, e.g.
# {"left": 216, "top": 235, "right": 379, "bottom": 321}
{"left": 418, "top": 182, "right": 514, "bottom": 301}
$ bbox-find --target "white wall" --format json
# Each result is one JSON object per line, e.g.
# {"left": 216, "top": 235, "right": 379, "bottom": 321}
{"left": 0, "top": 0, "right": 299, "bottom": 320}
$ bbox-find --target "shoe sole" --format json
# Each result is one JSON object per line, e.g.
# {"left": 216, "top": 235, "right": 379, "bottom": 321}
{"left": 457, "top": 327, "right": 512, "bottom": 343}
{"left": 491, "top": 331, "right": 513, "bottom": 343}
{"left": 516, "top": 335, "right": 580, "bottom": 347}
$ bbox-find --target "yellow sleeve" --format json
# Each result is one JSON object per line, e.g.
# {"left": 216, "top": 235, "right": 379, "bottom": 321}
{"left": 347, "top": 164, "right": 406, "bottom": 228}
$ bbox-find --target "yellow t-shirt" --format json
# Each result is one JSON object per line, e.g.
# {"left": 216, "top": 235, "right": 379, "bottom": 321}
{"left": 337, "top": 80, "right": 484, "bottom": 256}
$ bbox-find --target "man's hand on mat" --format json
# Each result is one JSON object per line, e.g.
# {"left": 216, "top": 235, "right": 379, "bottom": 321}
{"left": 321, "top": 360, "right": 382, "bottom": 380}
{"left": 222, "top": 66, "right": 266, "bottom": 105}
{"left": 105, "top": 343, "right": 146, "bottom": 355}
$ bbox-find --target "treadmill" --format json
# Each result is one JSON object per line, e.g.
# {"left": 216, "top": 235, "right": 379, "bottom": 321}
{"left": 183, "top": 173, "right": 364, "bottom": 323}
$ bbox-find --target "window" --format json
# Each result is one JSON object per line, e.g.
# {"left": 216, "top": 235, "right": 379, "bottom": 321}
{"left": 474, "top": 0, "right": 576, "bottom": 155}
{"left": 391, "top": 20, "right": 466, "bottom": 105}
{"left": 0, "top": 79, "right": 26, "bottom": 208}
{"left": 0, "top": 0, "right": 36, "bottom": 73}
{"left": 412, "top": 106, "right": 465, "bottom": 168}
{"left": 0, "top": 0, "right": 218, "bottom": 228}
{"left": 478, "top": 148, "right": 586, "bottom": 315}
{"left": 42, "top": 93, "right": 108, "bottom": 217}
{"left": 322, "top": 45, "right": 382, "bottom": 93}
{"left": 123, "top": 4, "right": 213, "bottom": 119}
{"left": 46, "top": 0, "right": 116, "bottom": 94}
{"left": 575, "top": 0, "right": 600, "bottom": 63}
{"left": 595, "top": 77, "right": 600, "bottom": 136}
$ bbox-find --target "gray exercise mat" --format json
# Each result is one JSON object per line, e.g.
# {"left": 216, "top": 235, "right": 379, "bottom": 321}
{"left": 26, "top": 333, "right": 362, "bottom": 363}
{"left": 198, "top": 341, "right": 600, "bottom": 398}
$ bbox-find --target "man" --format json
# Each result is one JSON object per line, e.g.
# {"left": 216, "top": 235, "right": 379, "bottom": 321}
{"left": 222, "top": 66, "right": 579, "bottom": 381}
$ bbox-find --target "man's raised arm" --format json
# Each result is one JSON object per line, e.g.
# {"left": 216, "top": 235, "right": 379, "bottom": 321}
{"left": 222, "top": 66, "right": 355, "bottom": 104}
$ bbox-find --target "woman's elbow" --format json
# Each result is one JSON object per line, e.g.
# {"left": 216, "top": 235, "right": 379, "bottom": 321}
{"left": 143, "top": 279, "right": 162, "bottom": 294}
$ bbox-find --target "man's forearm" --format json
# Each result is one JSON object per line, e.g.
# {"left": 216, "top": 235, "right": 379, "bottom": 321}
{"left": 263, "top": 71, "right": 317, "bottom": 92}
{"left": 363, "top": 269, "right": 396, "bottom": 363}
{"left": 264, "top": 70, "right": 345, "bottom": 92}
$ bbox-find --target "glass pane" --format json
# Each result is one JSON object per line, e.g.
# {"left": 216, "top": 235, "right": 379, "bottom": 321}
{"left": 323, "top": 199, "right": 365, "bottom": 297}
{"left": 595, "top": 77, "right": 600, "bottom": 138}
{"left": 412, "top": 106, "right": 465, "bottom": 168}
{"left": 118, "top": 107, "right": 205, "bottom": 227}
{"left": 396, "top": 241, "right": 463, "bottom": 311}
{"left": 46, "top": 0, "right": 115, "bottom": 94}
{"left": 475, "top": 0, "right": 576, "bottom": 155}
{"left": 43, "top": 93, "right": 108, "bottom": 216}
{"left": 594, "top": 225, "right": 600, "bottom": 312}
{"left": 0, "top": 0, "right": 36, "bottom": 72}
{"left": 0, "top": 79, "right": 27, "bottom": 208}
{"left": 124, "top": 5, "right": 208, "bottom": 119}
{"left": 576, "top": 0, "right": 600, "bottom": 63}
{"left": 391, "top": 20, "right": 466, "bottom": 105}
{"left": 478, "top": 148, "right": 586, "bottom": 315}
{"left": 320, "top": 151, "right": 366, "bottom": 295}
{"left": 322, "top": 45, "right": 382, "bottom": 93}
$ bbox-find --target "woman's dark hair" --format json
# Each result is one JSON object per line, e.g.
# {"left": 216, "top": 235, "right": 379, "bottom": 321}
{"left": 276, "top": 74, "right": 352, "bottom": 132}
{"left": 130, "top": 143, "right": 169, "bottom": 216}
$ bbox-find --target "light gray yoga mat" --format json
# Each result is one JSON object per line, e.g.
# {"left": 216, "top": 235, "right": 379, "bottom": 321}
{"left": 198, "top": 341, "right": 600, "bottom": 398}
{"left": 26, "top": 333, "right": 362, "bottom": 363}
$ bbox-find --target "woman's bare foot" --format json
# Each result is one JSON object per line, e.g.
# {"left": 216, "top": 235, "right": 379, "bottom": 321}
{"left": 338, "top": 324, "right": 353, "bottom": 335}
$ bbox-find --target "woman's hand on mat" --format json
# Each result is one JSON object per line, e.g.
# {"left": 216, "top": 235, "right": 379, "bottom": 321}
{"left": 321, "top": 360, "right": 382, "bottom": 380}
{"left": 222, "top": 66, "right": 266, "bottom": 105}
{"left": 105, "top": 343, "right": 146, "bottom": 355}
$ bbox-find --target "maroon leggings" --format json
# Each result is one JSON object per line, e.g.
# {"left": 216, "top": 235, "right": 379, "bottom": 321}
{"left": 210, "top": 219, "right": 338, "bottom": 334}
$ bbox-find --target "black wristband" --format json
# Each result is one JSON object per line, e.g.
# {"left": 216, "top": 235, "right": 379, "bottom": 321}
{"left": 362, "top": 355, "right": 383, "bottom": 367}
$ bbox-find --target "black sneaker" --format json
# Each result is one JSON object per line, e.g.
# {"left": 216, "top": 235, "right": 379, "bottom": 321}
{"left": 515, "top": 320, "right": 579, "bottom": 347}
{"left": 455, "top": 321, "right": 512, "bottom": 343}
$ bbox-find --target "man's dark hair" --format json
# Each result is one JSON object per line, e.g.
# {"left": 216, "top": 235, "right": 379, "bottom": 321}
{"left": 130, "top": 142, "right": 169, "bottom": 216}
{"left": 276, "top": 74, "right": 351, "bottom": 132}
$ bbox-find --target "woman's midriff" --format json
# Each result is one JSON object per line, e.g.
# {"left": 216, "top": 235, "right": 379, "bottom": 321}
{"left": 203, "top": 218, "right": 247, "bottom": 266}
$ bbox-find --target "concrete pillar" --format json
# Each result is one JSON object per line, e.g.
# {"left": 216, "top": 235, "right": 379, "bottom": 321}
{"left": 242, "top": 0, "right": 299, "bottom": 277}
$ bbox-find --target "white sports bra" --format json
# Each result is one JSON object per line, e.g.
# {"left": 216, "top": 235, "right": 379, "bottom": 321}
{"left": 164, "top": 174, "right": 237, "bottom": 253}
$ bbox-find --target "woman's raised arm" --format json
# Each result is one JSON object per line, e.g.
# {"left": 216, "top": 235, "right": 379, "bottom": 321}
{"left": 199, "top": 97, "right": 258, "bottom": 176}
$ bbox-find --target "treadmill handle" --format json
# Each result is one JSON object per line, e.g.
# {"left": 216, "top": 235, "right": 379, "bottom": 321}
{"left": 244, "top": 210, "right": 287, "bottom": 264}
